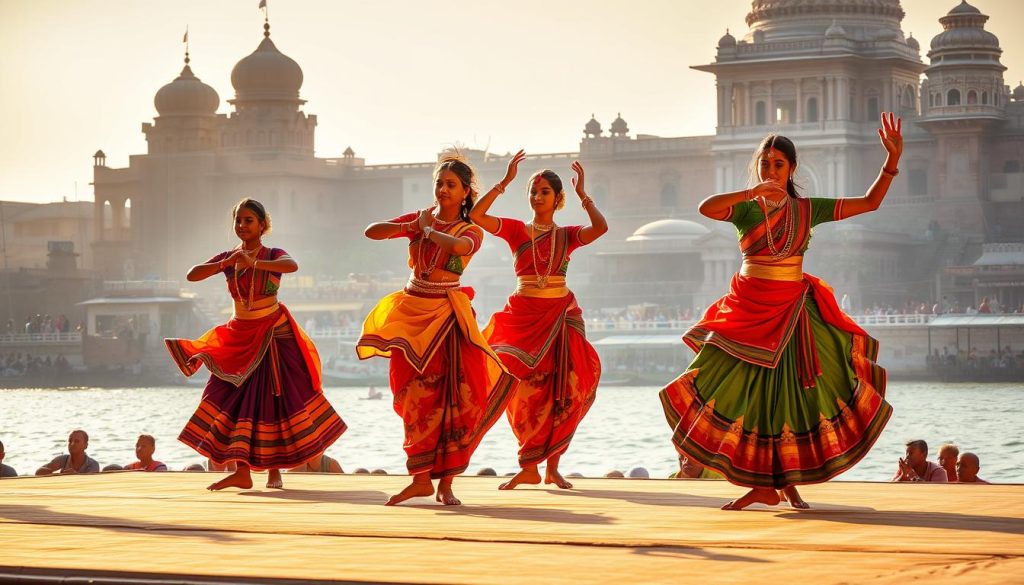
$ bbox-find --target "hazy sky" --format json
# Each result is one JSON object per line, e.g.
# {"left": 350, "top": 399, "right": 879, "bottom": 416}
{"left": 2, "top": 0, "right": 1023, "bottom": 203}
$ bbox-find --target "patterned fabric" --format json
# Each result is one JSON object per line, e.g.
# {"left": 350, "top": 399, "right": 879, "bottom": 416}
{"left": 387, "top": 211, "right": 484, "bottom": 277}
{"left": 207, "top": 247, "right": 291, "bottom": 302}
{"left": 493, "top": 218, "right": 585, "bottom": 277}
{"left": 167, "top": 253, "right": 345, "bottom": 470}
{"left": 660, "top": 196, "right": 891, "bottom": 489}
{"left": 482, "top": 218, "right": 600, "bottom": 467}
{"left": 358, "top": 285, "right": 515, "bottom": 479}
{"left": 178, "top": 319, "right": 347, "bottom": 471}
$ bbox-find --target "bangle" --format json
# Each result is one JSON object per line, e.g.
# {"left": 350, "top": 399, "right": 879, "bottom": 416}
{"left": 882, "top": 166, "right": 899, "bottom": 177}
{"left": 493, "top": 183, "right": 506, "bottom": 194}
{"left": 423, "top": 226, "right": 434, "bottom": 239}
{"left": 253, "top": 260, "right": 260, "bottom": 271}
{"left": 580, "top": 196, "right": 595, "bottom": 208}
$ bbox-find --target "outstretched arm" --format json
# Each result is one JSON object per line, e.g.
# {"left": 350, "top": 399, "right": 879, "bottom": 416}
{"left": 469, "top": 149, "right": 526, "bottom": 234}
{"left": 365, "top": 218, "right": 417, "bottom": 240}
{"left": 571, "top": 161, "right": 608, "bottom": 244}
{"left": 836, "top": 112, "right": 903, "bottom": 219}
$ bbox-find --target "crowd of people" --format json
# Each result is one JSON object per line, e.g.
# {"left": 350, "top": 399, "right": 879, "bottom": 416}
{"left": 5, "top": 314, "right": 78, "bottom": 336}
{"left": 0, "top": 431, "right": 994, "bottom": 485}
{"left": 0, "top": 352, "right": 72, "bottom": 378}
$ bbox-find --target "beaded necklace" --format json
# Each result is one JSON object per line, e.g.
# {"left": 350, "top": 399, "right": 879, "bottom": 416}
{"left": 529, "top": 223, "right": 557, "bottom": 288}
{"left": 233, "top": 245, "right": 263, "bottom": 310}
{"left": 759, "top": 198, "right": 796, "bottom": 260}
{"left": 416, "top": 214, "right": 459, "bottom": 279}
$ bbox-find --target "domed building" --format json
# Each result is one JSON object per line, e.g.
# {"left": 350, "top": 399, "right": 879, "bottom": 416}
{"left": 91, "top": 1, "right": 1024, "bottom": 318}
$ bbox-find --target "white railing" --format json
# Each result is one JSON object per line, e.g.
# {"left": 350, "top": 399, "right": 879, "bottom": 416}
{"left": 305, "top": 327, "right": 363, "bottom": 338}
{"left": 0, "top": 332, "right": 82, "bottom": 345}
{"left": 849, "top": 314, "right": 934, "bottom": 326}
{"left": 586, "top": 320, "right": 695, "bottom": 332}
{"left": 103, "top": 280, "right": 180, "bottom": 293}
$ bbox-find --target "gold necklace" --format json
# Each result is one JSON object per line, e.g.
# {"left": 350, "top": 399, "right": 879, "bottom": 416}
{"left": 529, "top": 223, "right": 557, "bottom": 288}
{"left": 233, "top": 245, "right": 263, "bottom": 310}
{"left": 760, "top": 199, "right": 795, "bottom": 260}
{"left": 417, "top": 221, "right": 449, "bottom": 279}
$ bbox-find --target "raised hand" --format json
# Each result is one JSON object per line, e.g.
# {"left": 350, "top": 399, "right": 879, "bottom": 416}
{"left": 878, "top": 111, "right": 903, "bottom": 160}
{"left": 750, "top": 180, "right": 788, "bottom": 200}
{"left": 571, "top": 161, "right": 587, "bottom": 199}
{"left": 500, "top": 150, "right": 526, "bottom": 189}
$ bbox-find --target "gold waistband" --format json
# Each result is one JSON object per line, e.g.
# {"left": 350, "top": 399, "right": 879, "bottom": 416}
{"left": 739, "top": 258, "right": 804, "bottom": 281}
{"left": 405, "top": 277, "right": 460, "bottom": 296}
{"left": 516, "top": 276, "right": 569, "bottom": 298}
{"left": 233, "top": 302, "right": 281, "bottom": 320}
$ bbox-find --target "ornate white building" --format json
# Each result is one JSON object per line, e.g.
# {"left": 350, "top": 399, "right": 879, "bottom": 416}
{"left": 92, "top": 0, "right": 1024, "bottom": 313}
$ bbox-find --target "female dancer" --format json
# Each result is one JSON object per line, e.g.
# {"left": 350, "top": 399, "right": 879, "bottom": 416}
{"left": 470, "top": 152, "right": 606, "bottom": 490}
{"left": 167, "top": 198, "right": 347, "bottom": 491}
{"left": 660, "top": 113, "right": 902, "bottom": 510}
{"left": 358, "top": 153, "right": 515, "bottom": 506}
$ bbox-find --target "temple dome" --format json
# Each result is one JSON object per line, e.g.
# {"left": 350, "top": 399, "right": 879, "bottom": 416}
{"left": 628, "top": 219, "right": 710, "bottom": 242}
{"left": 154, "top": 64, "right": 219, "bottom": 116}
{"left": 231, "top": 26, "right": 303, "bottom": 102}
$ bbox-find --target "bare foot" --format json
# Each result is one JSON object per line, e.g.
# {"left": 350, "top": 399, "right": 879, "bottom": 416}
{"left": 544, "top": 468, "right": 573, "bottom": 489}
{"left": 207, "top": 469, "right": 253, "bottom": 491}
{"left": 721, "top": 487, "right": 781, "bottom": 510}
{"left": 781, "top": 485, "right": 810, "bottom": 509}
{"left": 436, "top": 479, "right": 461, "bottom": 506}
{"left": 385, "top": 477, "right": 434, "bottom": 506}
{"left": 499, "top": 466, "right": 541, "bottom": 490}
{"left": 266, "top": 469, "right": 283, "bottom": 489}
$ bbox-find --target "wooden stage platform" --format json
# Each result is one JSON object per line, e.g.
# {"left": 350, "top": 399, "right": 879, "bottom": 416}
{"left": 0, "top": 473, "right": 1021, "bottom": 584}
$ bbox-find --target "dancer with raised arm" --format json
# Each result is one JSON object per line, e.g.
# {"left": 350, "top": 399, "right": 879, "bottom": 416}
{"left": 660, "top": 113, "right": 903, "bottom": 510}
{"left": 358, "top": 153, "right": 515, "bottom": 506}
{"left": 470, "top": 152, "right": 606, "bottom": 490}
{"left": 167, "top": 198, "right": 347, "bottom": 491}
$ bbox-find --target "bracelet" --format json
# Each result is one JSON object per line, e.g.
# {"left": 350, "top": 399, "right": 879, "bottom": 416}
{"left": 580, "top": 196, "right": 594, "bottom": 208}
{"left": 423, "top": 226, "right": 434, "bottom": 239}
{"left": 881, "top": 166, "right": 899, "bottom": 177}
{"left": 253, "top": 260, "right": 260, "bottom": 271}
{"left": 493, "top": 183, "right": 506, "bottom": 194}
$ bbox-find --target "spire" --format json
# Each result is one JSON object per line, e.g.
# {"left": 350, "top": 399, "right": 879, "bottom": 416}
{"left": 259, "top": 0, "right": 270, "bottom": 38}
{"left": 183, "top": 26, "right": 190, "bottom": 65}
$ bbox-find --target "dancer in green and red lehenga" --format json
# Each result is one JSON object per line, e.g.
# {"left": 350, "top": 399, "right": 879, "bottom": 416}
{"left": 660, "top": 113, "right": 904, "bottom": 510}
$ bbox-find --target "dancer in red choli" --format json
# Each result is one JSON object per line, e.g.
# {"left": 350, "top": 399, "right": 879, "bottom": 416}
{"left": 471, "top": 152, "right": 607, "bottom": 490}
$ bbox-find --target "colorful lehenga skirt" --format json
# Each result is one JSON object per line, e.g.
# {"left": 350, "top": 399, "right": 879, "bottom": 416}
{"left": 357, "top": 285, "right": 515, "bottom": 478}
{"left": 659, "top": 273, "right": 891, "bottom": 489}
{"left": 166, "top": 305, "right": 347, "bottom": 470}
{"left": 484, "top": 290, "right": 600, "bottom": 467}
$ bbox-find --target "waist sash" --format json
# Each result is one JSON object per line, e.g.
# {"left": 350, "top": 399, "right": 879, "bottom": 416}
{"left": 516, "top": 275, "right": 569, "bottom": 298}
{"left": 740, "top": 257, "right": 803, "bottom": 282}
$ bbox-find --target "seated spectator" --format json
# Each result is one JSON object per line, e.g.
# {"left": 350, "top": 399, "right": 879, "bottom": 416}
{"left": 956, "top": 452, "right": 989, "bottom": 484}
{"left": 628, "top": 467, "right": 650, "bottom": 479}
{"left": 669, "top": 454, "right": 723, "bottom": 479}
{"left": 36, "top": 429, "right": 100, "bottom": 475}
{"left": 937, "top": 443, "right": 959, "bottom": 482}
{"left": 288, "top": 452, "right": 343, "bottom": 474}
{"left": 183, "top": 463, "right": 206, "bottom": 472}
{"left": 476, "top": 467, "right": 497, "bottom": 476}
{"left": 604, "top": 470, "right": 625, "bottom": 478}
{"left": 892, "top": 440, "right": 947, "bottom": 482}
{"left": 124, "top": 434, "right": 168, "bottom": 472}
{"left": 103, "top": 464, "right": 124, "bottom": 472}
{"left": 0, "top": 440, "right": 17, "bottom": 477}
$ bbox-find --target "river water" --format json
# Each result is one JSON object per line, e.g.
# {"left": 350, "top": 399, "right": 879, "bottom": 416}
{"left": 1, "top": 382, "right": 1021, "bottom": 482}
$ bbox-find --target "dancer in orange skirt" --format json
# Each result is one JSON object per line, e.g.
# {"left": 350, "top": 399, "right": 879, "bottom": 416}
{"left": 660, "top": 113, "right": 903, "bottom": 510}
{"left": 358, "top": 153, "right": 516, "bottom": 506}
{"left": 471, "top": 152, "right": 607, "bottom": 490}
{"left": 167, "top": 198, "right": 347, "bottom": 491}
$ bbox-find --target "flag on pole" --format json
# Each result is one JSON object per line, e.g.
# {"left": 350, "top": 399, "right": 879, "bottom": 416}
{"left": 258, "top": 0, "right": 267, "bottom": 9}
{"left": 183, "top": 29, "right": 188, "bottom": 43}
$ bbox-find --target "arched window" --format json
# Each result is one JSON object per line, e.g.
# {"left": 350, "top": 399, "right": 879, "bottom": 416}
{"left": 122, "top": 199, "right": 131, "bottom": 230}
{"left": 102, "top": 201, "right": 113, "bottom": 232}
{"left": 928, "top": 93, "right": 934, "bottom": 108}
{"left": 867, "top": 96, "right": 880, "bottom": 121}
{"left": 806, "top": 97, "right": 819, "bottom": 122}
{"left": 982, "top": 91, "right": 989, "bottom": 105}
{"left": 947, "top": 89, "right": 961, "bottom": 106}
{"left": 967, "top": 90, "right": 978, "bottom": 105}
{"left": 755, "top": 101, "right": 766, "bottom": 125}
